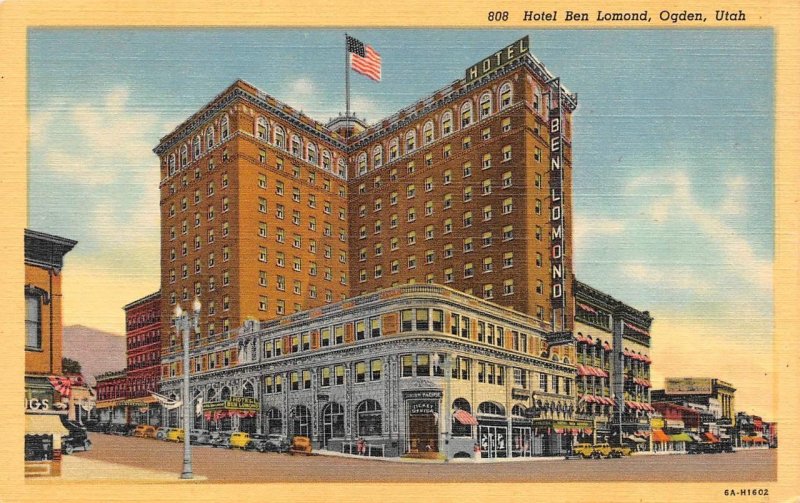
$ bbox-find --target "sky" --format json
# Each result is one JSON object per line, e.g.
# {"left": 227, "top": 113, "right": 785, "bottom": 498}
{"left": 27, "top": 29, "right": 774, "bottom": 416}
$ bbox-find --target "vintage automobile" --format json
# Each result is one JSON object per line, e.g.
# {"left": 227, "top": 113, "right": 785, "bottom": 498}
{"left": 166, "top": 428, "right": 184, "bottom": 442}
{"left": 229, "top": 432, "right": 251, "bottom": 449}
{"left": 289, "top": 435, "right": 312, "bottom": 455}
{"left": 210, "top": 432, "right": 232, "bottom": 448}
{"left": 608, "top": 444, "right": 632, "bottom": 458}
{"left": 591, "top": 443, "right": 613, "bottom": 459}
{"left": 264, "top": 434, "right": 290, "bottom": 453}
{"left": 189, "top": 429, "right": 214, "bottom": 445}
{"left": 155, "top": 427, "right": 173, "bottom": 440}
{"left": 60, "top": 416, "right": 91, "bottom": 455}
{"left": 245, "top": 434, "right": 271, "bottom": 453}
{"left": 133, "top": 425, "right": 157, "bottom": 438}
{"left": 573, "top": 443, "right": 594, "bottom": 459}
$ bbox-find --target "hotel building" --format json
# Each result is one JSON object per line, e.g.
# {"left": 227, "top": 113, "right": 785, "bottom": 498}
{"left": 154, "top": 37, "right": 651, "bottom": 458}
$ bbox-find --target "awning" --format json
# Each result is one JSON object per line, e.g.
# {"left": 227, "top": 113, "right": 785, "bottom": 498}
{"left": 577, "top": 303, "right": 597, "bottom": 314}
{"left": 626, "top": 434, "right": 646, "bottom": 443}
{"left": 652, "top": 429, "right": 670, "bottom": 442}
{"left": 669, "top": 433, "right": 694, "bottom": 443}
{"left": 603, "top": 342, "right": 612, "bottom": 352}
{"left": 26, "top": 414, "right": 68, "bottom": 436}
{"left": 577, "top": 364, "right": 589, "bottom": 376}
{"left": 687, "top": 433, "right": 703, "bottom": 442}
{"left": 453, "top": 409, "right": 478, "bottom": 426}
{"left": 704, "top": 432, "right": 720, "bottom": 443}
{"left": 624, "top": 322, "right": 650, "bottom": 336}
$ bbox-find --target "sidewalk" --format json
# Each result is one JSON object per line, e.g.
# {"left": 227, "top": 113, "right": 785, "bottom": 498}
{"left": 28, "top": 455, "right": 208, "bottom": 483}
{"left": 314, "top": 449, "right": 567, "bottom": 463}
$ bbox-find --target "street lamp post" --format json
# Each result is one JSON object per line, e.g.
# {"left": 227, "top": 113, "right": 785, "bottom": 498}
{"left": 174, "top": 297, "right": 201, "bottom": 480}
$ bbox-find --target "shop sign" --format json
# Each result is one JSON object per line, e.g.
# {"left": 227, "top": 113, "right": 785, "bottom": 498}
{"left": 225, "top": 396, "right": 259, "bottom": 411}
{"left": 25, "top": 397, "right": 51, "bottom": 411}
{"left": 403, "top": 390, "right": 442, "bottom": 400}
{"left": 465, "top": 36, "right": 529, "bottom": 83}
{"left": 651, "top": 417, "right": 665, "bottom": 429}
{"left": 549, "top": 85, "right": 565, "bottom": 309}
{"left": 665, "top": 419, "right": 684, "bottom": 429}
{"left": 410, "top": 401, "right": 438, "bottom": 415}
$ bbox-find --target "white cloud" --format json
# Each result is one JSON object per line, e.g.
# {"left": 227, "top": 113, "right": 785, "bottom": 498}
{"left": 621, "top": 262, "right": 712, "bottom": 296}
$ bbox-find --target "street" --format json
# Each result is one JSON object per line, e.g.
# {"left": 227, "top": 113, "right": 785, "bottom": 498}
{"left": 75, "top": 433, "right": 777, "bottom": 483}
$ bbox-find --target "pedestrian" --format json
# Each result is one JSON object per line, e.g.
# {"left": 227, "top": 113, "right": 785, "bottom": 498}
{"left": 357, "top": 436, "right": 366, "bottom": 456}
{"left": 473, "top": 442, "right": 482, "bottom": 462}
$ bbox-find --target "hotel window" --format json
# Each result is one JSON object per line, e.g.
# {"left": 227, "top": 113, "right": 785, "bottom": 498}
{"left": 390, "top": 237, "right": 399, "bottom": 251}
{"left": 401, "top": 355, "right": 414, "bottom": 377}
{"left": 292, "top": 210, "right": 300, "bottom": 225}
{"left": 181, "top": 197, "right": 188, "bottom": 211}
{"left": 322, "top": 151, "right": 331, "bottom": 171}
{"left": 536, "top": 305, "right": 545, "bottom": 319}
{"left": 373, "top": 198, "right": 382, "bottom": 212}
{"left": 357, "top": 153, "right": 367, "bottom": 175}
{"left": 463, "top": 211, "right": 473, "bottom": 227}
{"left": 407, "top": 184, "right": 416, "bottom": 198}
{"left": 502, "top": 171, "right": 512, "bottom": 188}
{"left": 504, "top": 279, "right": 514, "bottom": 296}
{"left": 477, "top": 362, "right": 486, "bottom": 383}
{"left": 405, "top": 130, "right": 416, "bottom": 153}
{"left": 462, "top": 237, "right": 474, "bottom": 253}
{"left": 426, "top": 273, "right": 434, "bottom": 284}
{"left": 302, "top": 332, "right": 310, "bottom": 351}
{"left": 483, "top": 283, "right": 494, "bottom": 299}
{"left": 320, "top": 327, "right": 331, "bottom": 347}
{"left": 423, "top": 121, "right": 434, "bottom": 144}
{"left": 502, "top": 225, "right": 513, "bottom": 241}
{"left": 425, "top": 249, "right": 435, "bottom": 264}
{"left": 169, "top": 226, "right": 176, "bottom": 240}
{"left": 293, "top": 256, "right": 302, "bottom": 272}
{"left": 444, "top": 218, "right": 453, "bottom": 234}
{"left": 424, "top": 176, "right": 433, "bottom": 192}
{"left": 293, "top": 279, "right": 301, "bottom": 295}
{"left": 462, "top": 136, "right": 472, "bottom": 150}
{"left": 276, "top": 181, "right": 284, "bottom": 195}
{"left": 276, "top": 228, "right": 285, "bottom": 243}
{"left": 407, "top": 208, "right": 416, "bottom": 222}
{"left": 460, "top": 102, "right": 473, "bottom": 127}
{"left": 534, "top": 147, "right": 541, "bottom": 162}
{"left": 391, "top": 260, "right": 399, "bottom": 273}
{"left": 463, "top": 186, "right": 473, "bottom": 202}
{"left": 480, "top": 92, "right": 492, "bottom": 118}
{"left": 442, "top": 112, "right": 453, "bottom": 135}
{"left": 370, "top": 317, "right": 381, "bottom": 337}
{"left": 198, "top": 234, "right": 205, "bottom": 247}
{"left": 407, "top": 231, "right": 416, "bottom": 245}
{"left": 499, "top": 83, "right": 512, "bottom": 109}
{"left": 425, "top": 225, "right": 434, "bottom": 240}
{"left": 483, "top": 256, "right": 493, "bottom": 273}
{"left": 444, "top": 243, "right": 453, "bottom": 258}
{"left": 443, "top": 193, "right": 453, "bottom": 209}
{"left": 444, "top": 267, "right": 454, "bottom": 283}
{"left": 355, "top": 362, "right": 367, "bottom": 383}
{"left": 370, "top": 359, "right": 382, "bottom": 381}
{"left": 483, "top": 205, "right": 492, "bottom": 221}
{"left": 222, "top": 222, "right": 229, "bottom": 237}
{"left": 536, "top": 280, "right": 544, "bottom": 295}
{"left": 292, "top": 187, "right": 301, "bottom": 202}
{"left": 464, "top": 262, "right": 474, "bottom": 278}
{"left": 503, "top": 251, "right": 513, "bottom": 268}
{"left": 416, "top": 354, "right": 430, "bottom": 376}
{"left": 425, "top": 201, "right": 434, "bottom": 216}
{"left": 482, "top": 153, "right": 492, "bottom": 169}
{"left": 194, "top": 258, "right": 201, "bottom": 273}
{"left": 289, "top": 371, "right": 299, "bottom": 391}
{"left": 463, "top": 162, "right": 472, "bottom": 177}
{"left": 539, "top": 373, "right": 548, "bottom": 392}
{"left": 482, "top": 179, "right": 492, "bottom": 195}
{"left": 335, "top": 365, "right": 345, "bottom": 385}
{"left": 535, "top": 199, "right": 542, "bottom": 215}
{"left": 355, "top": 320, "right": 366, "bottom": 341}
{"left": 408, "top": 255, "right": 417, "bottom": 269}
{"left": 535, "top": 252, "right": 542, "bottom": 267}
{"left": 482, "top": 231, "right": 493, "bottom": 247}
{"left": 534, "top": 173, "right": 542, "bottom": 188}
{"left": 194, "top": 189, "right": 201, "bottom": 204}
{"left": 308, "top": 144, "right": 318, "bottom": 165}
{"left": 443, "top": 169, "right": 452, "bottom": 184}
{"left": 502, "top": 145, "right": 512, "bottom": 162}
{"left": 501, "top": 117, "right": 511, "bottom": 132}
{"left": 443, "top": 144, "right": 452, "bottom": 160}
{"left": 481, "top": 127, "right": 491, "bottom": 140}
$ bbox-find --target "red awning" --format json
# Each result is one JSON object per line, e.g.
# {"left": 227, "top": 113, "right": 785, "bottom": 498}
{"left": 584, "top": 428, "right": 593, "bottom": 434}
{"left": 584, "top": 395, "right": 595, "bottom": 404}
{"left": 704, "top": 432, "right": 719, "bottom": 443}
{"left": 603, "top": 342, "right": 612, "bottom": 352}
{"left": 652, "top": 429, "right": 670, "bottom": 443}
{"left": 624, "top": 322, "right": 650, "bottom": 336}
{"left": 577, "top": 303, "right": 597, "bottom": 314}
{"left": 453, "top": 409, "right": 478, "bottom": 426}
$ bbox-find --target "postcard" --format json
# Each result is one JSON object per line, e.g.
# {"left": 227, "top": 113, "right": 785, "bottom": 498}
{"left": 1, "top": 1, "right": 798, "bottom": 502}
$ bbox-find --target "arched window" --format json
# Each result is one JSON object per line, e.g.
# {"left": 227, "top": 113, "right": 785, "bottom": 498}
{"left": 256, "top": 117, "right": 269, "bottom": 141}
{"left": 357, "top": 153, "right": 368, "bottom": 175}
{"left": 372, "top": 145, "right": 383, "bottom": 168}
{"left": 460, "top": 101, "right": 473, "bottom": 127}
{"left": 511, "top": 404, "right": 527, "bottom": 417}
{"left": 206, "top": 388, "right": 216, "bottom": 401}
{"left": 206, "top": 127, "right": 215, "bottom": 150}
{"left": 441, "top": 111, "right": 453, "bottom": 136}
{"left": 274, "top": 126, "right": 286, "bottom": 149}
{"left": 291, "top": 135, "right": 302, "bottom": 157}
{"left": 322, "top": 150, "right": 331, "bottom": 171}
{"left": 532, "top": 85, "right": 542, "bottom": 112}
{"left": 307, "top": 143, "right": 318, "bottom": 165}
{"left": 479, "top": 92, "right": 492, "bottom": 118}
{"left": 168, "top": 154, "right": 176, "bottom": 175}
{"left": 356, "top": 399, "right": 382, "bottom": 436}
{"left": 291, "top": 405, "right": 311, "bottom": 436}
{"left": 321, "top": 402, "right": 345, "bottom": 439}
{"left": 180, "top": 145, "right": 188, "bottom": 167}
{"left": 452, "top": 398, "right": 473, "bottom": 437}
{"left": 220, "top": 115, "right": 230, "bottom": 140}
{"left": 389, "top": 138, "right": 399, "bottom": 160}
{"left": 478, "top": 401, "right": 505, "bottom": 416}
{"left": 405, "top": 130, "right": 416, "bottom": 153}
{"left": 193, "top": 136, "right": 201, "bottom": 159}
{"left": 499, "top": 82, "right": 512, "bottom": 109}
{"left": 242, "top": 381, "right": 254, "bottom": 398}
{"left": 220, "top": 386, "right": 231, "bottom": 400}
{"left": 423, "top": 121, "right": 434, "bottom": 144}
{"left": 337, "top": 159, "right": 346, "bottom": 177}
{"left": 265, "top": 408, "right": 282, "bottom": 435}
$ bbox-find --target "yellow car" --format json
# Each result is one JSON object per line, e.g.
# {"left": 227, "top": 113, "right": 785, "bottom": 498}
{"left": 289, "top": 435, "right": 312, "bottom": 455}
{"left": 133, "top": 425, "right": 157, "bottom": 438}
{"left": 166, "top": 428, "right": 185, "bottom": 442}
{"left": 573, "top": 443, "right": 595, "bottom": 459}
{"left": 229, "top": 432, "right": 251, "bottom": 449}
{"left": 592, "top": 443, "right": 612, "bottom": 458}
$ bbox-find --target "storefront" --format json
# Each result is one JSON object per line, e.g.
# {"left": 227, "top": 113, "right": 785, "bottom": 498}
{"left": 25, "top": 412, "right": 68, "bottom": 477}
{"left": 403, "top": 390, "right": 441, "bottom": 456}
{"left": 530, "top": 419, "right": 593, "bottom": 457}
{"left": 202, "top": 396, "right": 259, "bottom": 433}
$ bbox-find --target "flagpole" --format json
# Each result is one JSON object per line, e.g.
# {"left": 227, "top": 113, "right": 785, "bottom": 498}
{"left": 345, "top": 33, "right": 351, "bottom": 140}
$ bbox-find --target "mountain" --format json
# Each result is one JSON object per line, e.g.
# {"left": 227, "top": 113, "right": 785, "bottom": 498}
{"left": 62, "top": 325, "right": 126, "bottom": 386}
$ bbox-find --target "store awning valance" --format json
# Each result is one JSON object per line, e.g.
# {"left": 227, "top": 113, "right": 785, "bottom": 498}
{"left": 26, "top": 414, "right": 68, "bottom": 436}
{"left": 704, "top": 432, "right": 720, "bottom": 443}
{"left": 453, "top": 409, "right": 478, "bottom": 426}
{"left": 669, "top": 433, "right": 693, "bottom": 443}
{"left": 651, "top": 429, "right": 670, "bottom": 442}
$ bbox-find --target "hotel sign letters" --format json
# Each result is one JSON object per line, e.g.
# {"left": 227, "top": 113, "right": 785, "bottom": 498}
{"left": 550, "top": 99, "right": 565, "bottom": 308}
{"left": 465, "top": 36, "right": 530, "bottom": 83}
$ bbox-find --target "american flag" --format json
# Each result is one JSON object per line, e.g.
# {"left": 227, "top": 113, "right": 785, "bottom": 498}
{"left": 346, "top": 35, "right": 381, "bottom": 82}
{"left": 48, "top": 375, "right": 72, "bottom": 398}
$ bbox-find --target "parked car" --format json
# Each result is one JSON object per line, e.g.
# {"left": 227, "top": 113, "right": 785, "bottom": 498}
{"left": 60, "top": 416, "right": 91, "bottom": 455}
{"left": 591, "top": 443, "right": 613, "bottom": 459}
{"left": 608, "top": 444, "right": 632, "bottom": 458}
{"left": 133, "top": 425, "right": 157, "bottom": 438}
{"left": 209, "top": 432, "right": 231, "bottom": 448}
{"left": 166, "top": 428, "right": 185, "bottom": 442}
{"left": 720, "top": 441, "right": 734, "bottom": 453}
{"left": 190, "top": 429, "right": 214, "bottom": 445}
{"left": 573, "top": 443, "right": 595, "bottom": 459}
{"left": 264, "top": 434, "right": 290, "bottom": 453}
{"left": 156, "top": 427, "right": 173, "bottom": 440}
{"left": 289, "top": 435, "right": 312, "bottom": 455}
{"left": 229, "top": 432, "right": 251, "bottom": 449}
{"left": 84, "top": 420, "right": 105, "bottom": 432}
{"left": 245, "top": 434, "right": 270, "bottom": 452}
{"left": 688, "top": 442, "right": 720, "bottom": 454}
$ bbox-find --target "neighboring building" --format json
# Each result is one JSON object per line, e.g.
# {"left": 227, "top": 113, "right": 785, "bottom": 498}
{"left": 160, "top": 284, "right": 580, "bottom": 459}
{"left": 123, "top": 291, "right": 163, "bottom": 424}
{"left": 24, "top": 228, "right": 77, "bottom": 476}
{"left": 651, "top": 378, "right": 736, "bottom": 424}
{"left": 95, "top": 370, "right": 127, "bottom": 424}
{"left": 573, "top": 280, "right": 654, "bottom": 445}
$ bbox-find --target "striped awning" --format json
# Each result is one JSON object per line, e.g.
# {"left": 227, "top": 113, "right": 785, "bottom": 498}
{"left": 453, "top": 409, "right": 478, "bottom": 426}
